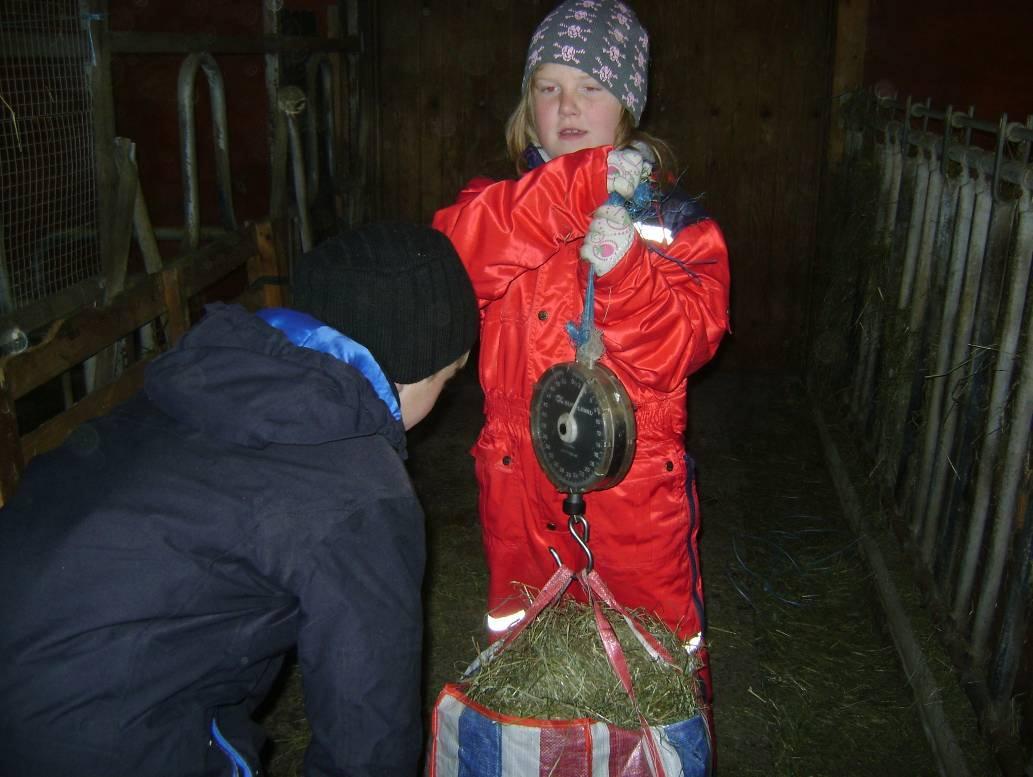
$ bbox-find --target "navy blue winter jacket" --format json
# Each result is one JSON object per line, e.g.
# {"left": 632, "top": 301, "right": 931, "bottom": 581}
{"left": 0, "top": 304, "right": 425, "bottom": 777}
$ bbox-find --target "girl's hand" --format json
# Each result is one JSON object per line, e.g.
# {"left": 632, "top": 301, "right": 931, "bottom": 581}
{"left": 579, "top": 204, "right": 634, "bottom": 276}
{"left": 606, "top": 147, "right": 652, "bottom": 201}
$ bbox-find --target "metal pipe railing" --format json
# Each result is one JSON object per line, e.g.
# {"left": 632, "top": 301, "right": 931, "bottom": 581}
{"left": 177, "top": 52, "right": 238, "bottom": 251}
{"left": 968, "top": 194, "right": 1033, "bottom": 658}
{"left": 277, "top": 86, "right": 314, "bottom": 253}
{"left": 911, "top": 176, "right": 974, "bottom": 533}
{"left": 829, "top": 89, "right": 1033, "bottom": 766}
{"left": 305, "top": 52, "right": 337, "bottom": 206}
{"left": 916, "top": 179, "right": 992, "bottom": 557}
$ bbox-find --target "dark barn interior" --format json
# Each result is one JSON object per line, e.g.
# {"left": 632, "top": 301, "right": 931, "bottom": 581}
{"left": 2, "top": 1, "right": 1032, "bottom": 775}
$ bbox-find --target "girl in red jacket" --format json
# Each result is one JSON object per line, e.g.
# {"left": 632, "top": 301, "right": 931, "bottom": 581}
{"left": 432, "top": 0, "right": 730, "bottom": 702}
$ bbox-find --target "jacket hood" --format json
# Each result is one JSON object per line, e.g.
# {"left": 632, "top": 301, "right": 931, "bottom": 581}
{"left": 145, "top": 303, "right": 406, "bottom": 454}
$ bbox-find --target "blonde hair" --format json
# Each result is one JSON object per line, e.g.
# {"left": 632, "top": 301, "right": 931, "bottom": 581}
{"left": 504, "top": 70, "right": 676, "bottom": 187}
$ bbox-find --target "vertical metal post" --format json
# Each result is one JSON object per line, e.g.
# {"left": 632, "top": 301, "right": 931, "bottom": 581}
{"left": 279, "top": 87, "right": 314, "bottom": 252}
{"left": 177, "top": 53, "right": 237, "bottom": 251}
{"left": 83, "top": 0, "right": 116, "bottom": 299}
{"left": 265, "top": 0, "right": 283, "bottom": 215}
{"left": 918, "top": 175, "right": 992, "bottom": 550}
{"left": 966, "top": 194, "right": 1033, "bottom": 655}
{"left": 911, "top": 174, "right": 974, "bottom": 534}
{"left": 897, "top": 146, "right": 932, "bottom": 309}
{"left": 305, "top": 53, "right": 336, "bottom": 206}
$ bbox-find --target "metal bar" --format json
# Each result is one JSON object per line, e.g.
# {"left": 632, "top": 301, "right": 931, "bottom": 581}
{"left": 265, "top": 3, "right": 285, "bottom": 222}
{"left": 969, "top": 194, "right": 1033, "bottom": 658}
{"left": 872, "top": 128, "right": 896, "bottom": 240}
{"left": 84, "top": 0, "right": 116, "bottom": 315}
{"left": 1006, "top": 122, "right": 1033, "bottom": 144}
{"left": 919, "top": 177, "right": 992, "bottom": 553}
{"left": 279, "top": 87, "right": 314, "bottom": 253}
{"left": 906, "top": 148, "right": 944, "bottom": 327}
{"left": 868, "top": 151, "right": 920, "bottom": 458}
{"left": 874, "top": 117, "right": 1033, "bottom": 190}
{"left": 851, "top": 130, "right": 903, "bottom": 421}
{"left": 1, "top": 32, "right": 358, "bottom": 57}
{"left": 350, "top": 0, "right": 380, "bottom": 224}
{"left": 879, "top": 144, "right": 947, "bottom": 503}
{"left": 305, "top": 53, "right": 336, "bottom": 205}
{"left": 108, "top": 31, "right": 359, "bottom": 55}
{"left": 912, "top": 176, "right": 974, "bottom": 537}
{"left": 987, "top": 495, "right": 1033, "bottom": 718}
{"left": 177, "top": 52, "right": 238, "bottom": 251}
{"left": 911, "top": 102, "right": 947, "bottom": 122}
{"left": 951, "top": 111, "right": 999, "bottom": 136}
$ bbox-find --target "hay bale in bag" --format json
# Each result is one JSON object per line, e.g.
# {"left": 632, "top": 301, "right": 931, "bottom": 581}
{"left": 462, "top": 596, "right": 702, "bottom": 730}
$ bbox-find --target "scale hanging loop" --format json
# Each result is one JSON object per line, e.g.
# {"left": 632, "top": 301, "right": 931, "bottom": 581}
{"left": 564, "top": 493, "right": 593, "bottom": 574}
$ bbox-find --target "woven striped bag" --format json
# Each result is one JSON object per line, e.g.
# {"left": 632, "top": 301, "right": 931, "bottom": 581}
{"left": 426, "top": 566, "right": 712, "bottom": 777}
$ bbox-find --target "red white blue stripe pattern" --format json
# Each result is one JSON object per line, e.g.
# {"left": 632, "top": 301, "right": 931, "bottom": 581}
{"left": 429, "top": 686, "right": 711, "bottom": 777}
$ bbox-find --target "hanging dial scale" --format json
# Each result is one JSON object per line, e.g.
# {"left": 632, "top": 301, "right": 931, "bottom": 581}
{"left": 530, "top": 360, "right": 636, "bottom": 493}
{"left": 530, "top": 182, "right": 651, "bottom": 496}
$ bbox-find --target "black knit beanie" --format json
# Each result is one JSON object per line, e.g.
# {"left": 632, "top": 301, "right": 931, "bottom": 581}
{"left": 291, "top": 223, "right": 478, "bottom": 384}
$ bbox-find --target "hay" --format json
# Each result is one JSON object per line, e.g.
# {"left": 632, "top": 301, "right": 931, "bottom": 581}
{"left": 461, "top": 595, "right": 701, "bottom": 729}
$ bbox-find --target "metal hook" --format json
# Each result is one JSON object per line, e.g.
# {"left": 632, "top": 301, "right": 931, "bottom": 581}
{"left": 568, "top": 513, "right": 593, "bottom": 573}
{"left": 548, "top": 546, "right": 563, "bottom": 568}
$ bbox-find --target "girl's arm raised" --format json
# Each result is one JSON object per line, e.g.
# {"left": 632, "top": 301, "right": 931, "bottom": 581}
{"left": 432, "top": 147, "right": 609, "bottom": 304}
{"left": 590, "top": 213, "right": 731, "bottom": 392}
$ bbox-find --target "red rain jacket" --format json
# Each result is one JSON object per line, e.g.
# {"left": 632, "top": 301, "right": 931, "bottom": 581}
{"left": 432, "top": 146, "right": 729, "bottom": 644}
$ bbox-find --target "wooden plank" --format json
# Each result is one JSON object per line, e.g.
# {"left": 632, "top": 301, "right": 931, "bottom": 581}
{"left": 3, "top": 278, "right": 165, "bottom": 401}
{"left": 161, "top": 267, "right": 189, "bottom": 346}
{"left": 92, "top": 137, "right": 142, "bottom": 390}
{"left": 234, "top": 286, "right": 267, "bottom": 312}
{"left": 0, "top": 374, "right": 25, "bottom": 507}
{"left": 249, "top": 223, "right": 288, "bottom": 309}
{"left": 828, "top": 0, "right": 870, "bottom": 167}
{"left": 2, "top": 232, "right": 257, "bottom": 399}
{"left": 19, "top": 359, "right": 150, "bottom": 464}
{"left": 0, "top": 276, "right": 105, "bottom": 338}
{"left": 170, "top": 233, "right": 257, "bottom": 301}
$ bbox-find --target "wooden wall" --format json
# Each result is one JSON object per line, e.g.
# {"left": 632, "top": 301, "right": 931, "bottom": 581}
{"left": 375, "top": 0, "right": 836, "bottom": 370}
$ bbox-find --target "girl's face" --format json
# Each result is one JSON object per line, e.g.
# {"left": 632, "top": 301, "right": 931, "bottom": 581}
{"left": 531, "top": 63, "right": 623, "bottom": 159}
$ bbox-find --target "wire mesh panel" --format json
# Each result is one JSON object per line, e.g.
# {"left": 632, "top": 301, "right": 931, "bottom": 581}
{"left": 0, "top": 0, "right": 101, "bottom": 315}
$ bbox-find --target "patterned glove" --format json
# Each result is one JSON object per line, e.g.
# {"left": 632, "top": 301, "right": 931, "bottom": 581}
{"left": 579, "top": 204, "right": 635, "bottom": 276}
{"left": 628, "top": 139, "right": 657, "bottom": 166}
{"left": 606, "top": 146, "right": 652, "bottom": 201}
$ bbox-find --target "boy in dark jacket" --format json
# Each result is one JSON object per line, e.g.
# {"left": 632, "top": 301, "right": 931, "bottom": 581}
{"left": 0, "top": 223, "right": 478, "bottom": 777}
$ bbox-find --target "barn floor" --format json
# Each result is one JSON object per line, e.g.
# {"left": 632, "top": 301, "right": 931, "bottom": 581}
{"left": 260, "top": 364, "right": 993, "bottom": 776}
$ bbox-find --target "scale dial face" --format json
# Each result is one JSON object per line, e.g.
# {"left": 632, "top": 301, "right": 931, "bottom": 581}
{"left": 529, "top": 361, "right": 637, "bottom": 493}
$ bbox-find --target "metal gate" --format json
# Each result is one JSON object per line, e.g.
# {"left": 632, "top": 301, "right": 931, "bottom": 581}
{"left": 811, "top": 91, "right": 1033, "bottom": 774}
